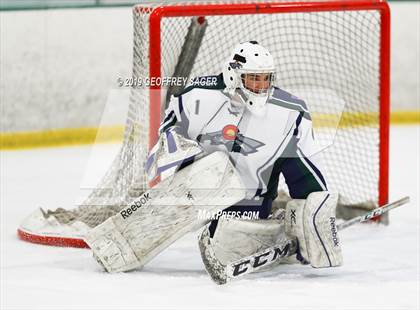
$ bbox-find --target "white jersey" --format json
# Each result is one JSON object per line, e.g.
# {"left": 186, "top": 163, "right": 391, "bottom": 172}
{"left": 159, "top": 74, "right": 327, "bottom": 200}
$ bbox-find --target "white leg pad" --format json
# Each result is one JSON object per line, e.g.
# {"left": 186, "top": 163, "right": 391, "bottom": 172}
{"left": 85, "top": 151, "right": 246, "bottom": 272}
{"left": 285, "top": 191, "right": 343, "bottom": 268}
{"left": 284, "top": 199, "right": 307, "bottom": 262}
{"left": 209, "top": 217, "right": 286, "bottom": 265}
{"left": 198, "top": 216, "right": 289, "bottom": 283}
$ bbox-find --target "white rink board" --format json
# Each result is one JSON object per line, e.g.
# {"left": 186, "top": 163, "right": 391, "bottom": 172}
{"left": 1, "top": 126, "right": 419, "bottom": 310}
{"left": 0, "top": 2, "right": 418, "bottom": 133}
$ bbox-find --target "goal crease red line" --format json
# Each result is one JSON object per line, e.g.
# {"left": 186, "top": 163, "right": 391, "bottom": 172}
{"left": 17, "top": 228, "right": 89, "bottom": 248}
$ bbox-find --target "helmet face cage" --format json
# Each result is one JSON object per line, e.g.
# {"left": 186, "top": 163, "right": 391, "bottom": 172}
{"left": 222, "top": 42, "right": 276, "bottom": 115}
{"left": 239, "top": 71, "right": 276, "bottom": 96}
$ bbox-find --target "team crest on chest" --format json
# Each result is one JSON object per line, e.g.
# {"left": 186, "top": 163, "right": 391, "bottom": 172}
{"left": 222, "top": 125, "right": 238, "bottom": 140}
{"left": 197, "top": 124, "right": 265, "bottom": 155}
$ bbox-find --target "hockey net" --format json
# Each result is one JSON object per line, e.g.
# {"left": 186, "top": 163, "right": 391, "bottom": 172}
{"left": 18, "top": 0, "right": 390, "bottom": 247}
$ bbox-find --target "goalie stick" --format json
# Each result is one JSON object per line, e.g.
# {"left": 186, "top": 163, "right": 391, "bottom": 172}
{"left": 203, "top": 196, "right": 410, "bottom": 284}
{"left": 336, "top": 196, "right": 409, "bottom": 230}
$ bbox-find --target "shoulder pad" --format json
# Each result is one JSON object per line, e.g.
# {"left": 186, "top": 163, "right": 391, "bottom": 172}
{"left": 268, "top": 87, "right": 311, "bottom": 120}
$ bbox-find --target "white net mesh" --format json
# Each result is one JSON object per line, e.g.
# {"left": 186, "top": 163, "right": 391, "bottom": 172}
{"left": 51, "top": 0, "right": 386, "bottom": 227}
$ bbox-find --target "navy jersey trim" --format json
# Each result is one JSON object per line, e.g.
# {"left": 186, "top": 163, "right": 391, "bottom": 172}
{"left": 255, "top": 123, "right": 296, "bottom": 198}
{"left": 297, "top": 147, "right": 328, "bottom": 190}
{"left": 268, "top": 88, "right": 311, "bottom": 120}
{"left": 257, "top": 121, "right": 326, "bottom": 200}
{"left": 159, "top": 113, "right": 177, "bottom": 134}
{"left": 177, "top": 96, "right": 189, "bottom": 137}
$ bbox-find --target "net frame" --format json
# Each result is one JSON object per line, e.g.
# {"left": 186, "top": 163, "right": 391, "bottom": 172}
{"left": 140, "top": 0, "right": 390, "bottom": 207}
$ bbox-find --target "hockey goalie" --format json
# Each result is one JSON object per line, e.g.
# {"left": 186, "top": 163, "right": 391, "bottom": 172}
{"left": 84, "top": 41, "right": 343, "bottom": 282}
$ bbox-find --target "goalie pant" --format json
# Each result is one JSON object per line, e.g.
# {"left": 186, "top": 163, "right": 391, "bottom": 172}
{"left": 156, "top": 74, "right": 329, "bottom": 236}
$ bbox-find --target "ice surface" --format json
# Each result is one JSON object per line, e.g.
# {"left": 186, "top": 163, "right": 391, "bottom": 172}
{"left": 1, "top": 126, "right": 419, "bottom": 310}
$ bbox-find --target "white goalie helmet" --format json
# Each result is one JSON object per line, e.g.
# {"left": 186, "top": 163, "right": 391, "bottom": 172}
{"left": 222, "top": 41, "right": 276, "bottom": 115}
